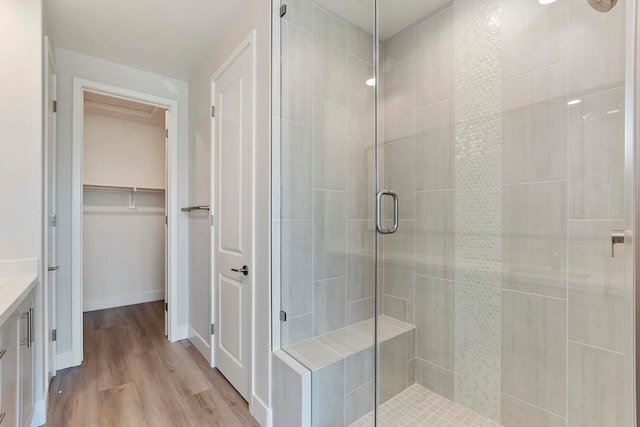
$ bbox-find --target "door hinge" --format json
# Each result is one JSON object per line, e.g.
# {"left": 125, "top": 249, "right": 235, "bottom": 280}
{"left": 280, "top": 4, "right": 287, "bottom": 17}
{"left": 280, "top": 310, "right": 287, "bottom": 322}
{"left": 211, "top": 323, "right": 215, "bottom": 335}
{"left": 165, "top": 128, "right": 168, "bottom": 138}
{"left": 165, "top": 302, "right": 168, "bottom": 311}
{"left": 52, "top": 100, "right": 57, "bottom": 113}
{"left": 211, "top": 106, "right": 215, "bottom": 117}
{"left": 49, "top": 214, "right": 57, "bottom": 227}
{"left": 165, "top": 215, "right": 168, "bottom": 225}
{"left": 51, "top": 329, "right": 57, "bottom": 342}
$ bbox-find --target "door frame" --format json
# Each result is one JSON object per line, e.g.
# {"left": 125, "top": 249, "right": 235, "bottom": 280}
{"left": 627, "top": 0, "right": 639, "bottom": 423}
{"left": 70, "top": 78, "right": 179, "bottom": 366}
{"left": 43, "top": 35, "right": 57, "bottom": 381}
{"left": 209, "top": 29, "right": 256, "bottom": 388}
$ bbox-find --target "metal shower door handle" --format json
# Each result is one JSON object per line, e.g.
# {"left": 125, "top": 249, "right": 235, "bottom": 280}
{"left": 376, "top": 190, "right": 399, "bottom": 234}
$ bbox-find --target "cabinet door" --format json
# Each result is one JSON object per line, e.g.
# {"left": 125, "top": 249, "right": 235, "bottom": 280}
{"left": 1, "top": 314, "right": 19, "bottom": 427}
{"left": 18, "top": 295, "right": 33, "bottom": 427}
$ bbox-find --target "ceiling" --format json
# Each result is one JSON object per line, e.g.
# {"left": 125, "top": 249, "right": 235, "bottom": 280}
{"left": 45, "top": 0, "right": 250, "bottom": 80}
{"left": 84, "top": 91, "right": 166, "bottom": 126}
{"left": 317, "top": 0, "right": 449, "bottom": 40}
{"left": 45, "top": 0, "right": 446, "bottom": 80}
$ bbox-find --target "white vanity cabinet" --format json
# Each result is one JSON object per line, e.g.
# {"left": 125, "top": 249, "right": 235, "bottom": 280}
{"left": 0, "top": 290, "right": 34, "bottom": 427}
{"left": 0, "top": 310, "right": 18, "bottom": 427}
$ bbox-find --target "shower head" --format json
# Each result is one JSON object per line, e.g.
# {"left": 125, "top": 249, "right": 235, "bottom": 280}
{"left": 587, "top": 0, "right": 616, "bottom": 12}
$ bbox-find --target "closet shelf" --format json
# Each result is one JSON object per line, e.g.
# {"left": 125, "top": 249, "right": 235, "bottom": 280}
{"left": 83, "top": 183, "right": 165, "bottom": 194}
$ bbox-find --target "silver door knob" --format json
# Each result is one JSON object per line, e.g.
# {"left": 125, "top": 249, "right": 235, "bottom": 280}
{"left": 231, "top": 265, "right": 249, "bottom": 276}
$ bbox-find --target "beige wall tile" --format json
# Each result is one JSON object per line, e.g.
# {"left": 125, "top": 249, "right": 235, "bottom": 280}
{"left": 568, "top": 87, "right": 624, "bottom": 220}
{"left": 567, "top": 0, "right": 625, "bottom": 94}
{"left": 568, "top": 342, "right": 625, "bottom": 427}
{"left": 282, "top": 21, "right": 313, "bottom": 125}
{"left": 415, "top": 358, "right": 454, "bottom": 400}
{"left": 415, "top": 276, "right": 454, "bottom": 371}
{"left": 313, "top": 6, "right": 346, "bottom": 105}
{"left": 383, "top": 60, "right": 414, "bottom": 143}
{"left": 313, "top": 190, "right": 346, "bottom": 281}
{"left": 503, "top": 181, "right": 567, "bottom": 298}
{"left": 415, "top": 7, "right": 454, "bottom": 107}
{"left": 313, "top": 98, "right": 346, "bottom": 191}
{"left": 415, "top": 99, "right": 454, "bottom": 191}
{"left": 502, "top": 393, "right": 566, "bottom": 427}
{"left": 502, "top": 290, "right": 567, "bottom": 416}
{"left": 568, "top": 220, "right": 625, "bottom": 353}
{"left": 502, "top": 0, "right": 566, "bottom": 79}
{"left": 502, "top": 62, "right": 567, "bottom": 184}
{"left": 415, "top": 190, "right": 454, "bottom": 280}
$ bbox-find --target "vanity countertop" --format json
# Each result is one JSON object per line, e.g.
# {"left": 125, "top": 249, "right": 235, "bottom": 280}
{"left": 0, "top": 274, "right": 37, "bottom": 327}
{"left": 0, "top": 258, "right": 39, "bottom": 327}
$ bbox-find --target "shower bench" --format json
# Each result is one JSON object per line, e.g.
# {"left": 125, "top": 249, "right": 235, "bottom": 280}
{"left": 279, "top": 315, "right": 416, "bottom": 427}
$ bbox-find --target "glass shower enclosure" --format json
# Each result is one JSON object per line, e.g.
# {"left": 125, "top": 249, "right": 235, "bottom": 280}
{"left": 273, "top": 0, "right": 635, "bottom": 424}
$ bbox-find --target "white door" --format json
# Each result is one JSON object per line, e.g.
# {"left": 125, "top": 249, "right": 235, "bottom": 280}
{"left": 211, "top": 38, "right": 254, "bottom": 401}
{"left": 44, "top": 37, "right": 57, "bottom": 379}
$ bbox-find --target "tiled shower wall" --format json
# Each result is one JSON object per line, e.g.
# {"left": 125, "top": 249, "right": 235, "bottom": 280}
{"left": 380, "top": 3, "right": 458, "bottom": 406}
{"left": 279, "top": 0, "right": 627, "bottom": 424}
{"left": 280, "top": 1, "right": 377, "bottom": 347}
{"left": 380, "top": 0, "right": 627, "bottom": 425}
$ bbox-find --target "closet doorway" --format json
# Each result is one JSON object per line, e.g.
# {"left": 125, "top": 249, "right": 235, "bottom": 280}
{"left": 70, "top": 79, "right": 180, "bottom": 366}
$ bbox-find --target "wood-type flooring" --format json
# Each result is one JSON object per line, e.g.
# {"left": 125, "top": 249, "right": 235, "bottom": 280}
{"left": 45, "top": 301, "right": 259, "bottom": 427}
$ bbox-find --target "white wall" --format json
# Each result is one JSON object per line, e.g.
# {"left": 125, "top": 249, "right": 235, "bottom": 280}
{"left": 0, "top": 0, "right": 47, "bottom": 423}
{"left": 55, "top": 48, "right": 190, "bottom": 360}
{"left": 83, "top": 192, "right": 165, "bottom": 311}
{"left": 83, "top": 112, "right": 166, "bottom": 311}
{"left": 188, "top": 0, "right": 272, "bottom": 423}
{"left": 0, "top": 0, "right": 43, "bottom": 262}
{"left": 83, "top": 113, "right": 166, "bottom": 188}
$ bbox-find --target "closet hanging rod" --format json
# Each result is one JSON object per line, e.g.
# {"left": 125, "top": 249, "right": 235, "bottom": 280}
{"left": 181, "top": 205, "right": 210, "bottom": 212}
{"left": 83, "top": 184, "right": 165, "bottom": 194}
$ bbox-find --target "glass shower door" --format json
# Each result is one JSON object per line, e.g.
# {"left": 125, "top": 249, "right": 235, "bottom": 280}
{"left": 277, "top": 0, "right": 378, "bottom": 425}
{"left": 276, "top": 0, "right": 633, "bottom": 424}
{"left": 374, "top": 0, "right": 632, "bottom": 425}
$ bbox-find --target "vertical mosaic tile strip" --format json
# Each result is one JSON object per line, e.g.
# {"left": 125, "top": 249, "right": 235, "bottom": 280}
{"left": 453, "top": 0, "right": 503, "bottom": 421}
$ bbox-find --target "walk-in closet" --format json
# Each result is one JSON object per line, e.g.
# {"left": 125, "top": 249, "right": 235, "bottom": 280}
{"left": 82, "top": 91, "right": 168, "bottom": 318}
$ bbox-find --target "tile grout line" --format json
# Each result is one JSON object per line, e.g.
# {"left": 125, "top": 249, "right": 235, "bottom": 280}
{"left": 567, "top": 339, "right": 624, "bottom": 356}
{"left": 501, "top": 391, "right": 567, "bottom": 421}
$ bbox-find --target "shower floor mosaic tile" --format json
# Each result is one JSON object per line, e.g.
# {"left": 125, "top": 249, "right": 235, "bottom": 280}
{"left": 349, "top": 384, "right": 502, "bottom": 427}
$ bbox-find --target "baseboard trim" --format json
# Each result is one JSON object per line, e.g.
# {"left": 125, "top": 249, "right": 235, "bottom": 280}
{"left": 31, "top": 399, "right": 46, "bottom": 427}
{"left": 188, "top": 326, "right": 211, "bottom": 364}
{"left": 56, "top": 350, "right": 75, "bottom": 371}
{"left": 251, "top": 394, "right": 272, "bottom": 427}
{"left": 83, "top": 291, "right": 165, "bottom": 312}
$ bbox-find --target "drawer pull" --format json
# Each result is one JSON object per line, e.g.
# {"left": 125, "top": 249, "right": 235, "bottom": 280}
{"left": 0, "top": 348, "right": 5, "bottom": 360}
{"left": 29, "top": 307, "right": 33, "bottom": 347}
{"left": 0, "top": 411, "right": 5, "bottom": 425}
{"left": 18, "top": 311, "right": 30, "bottom": 347}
